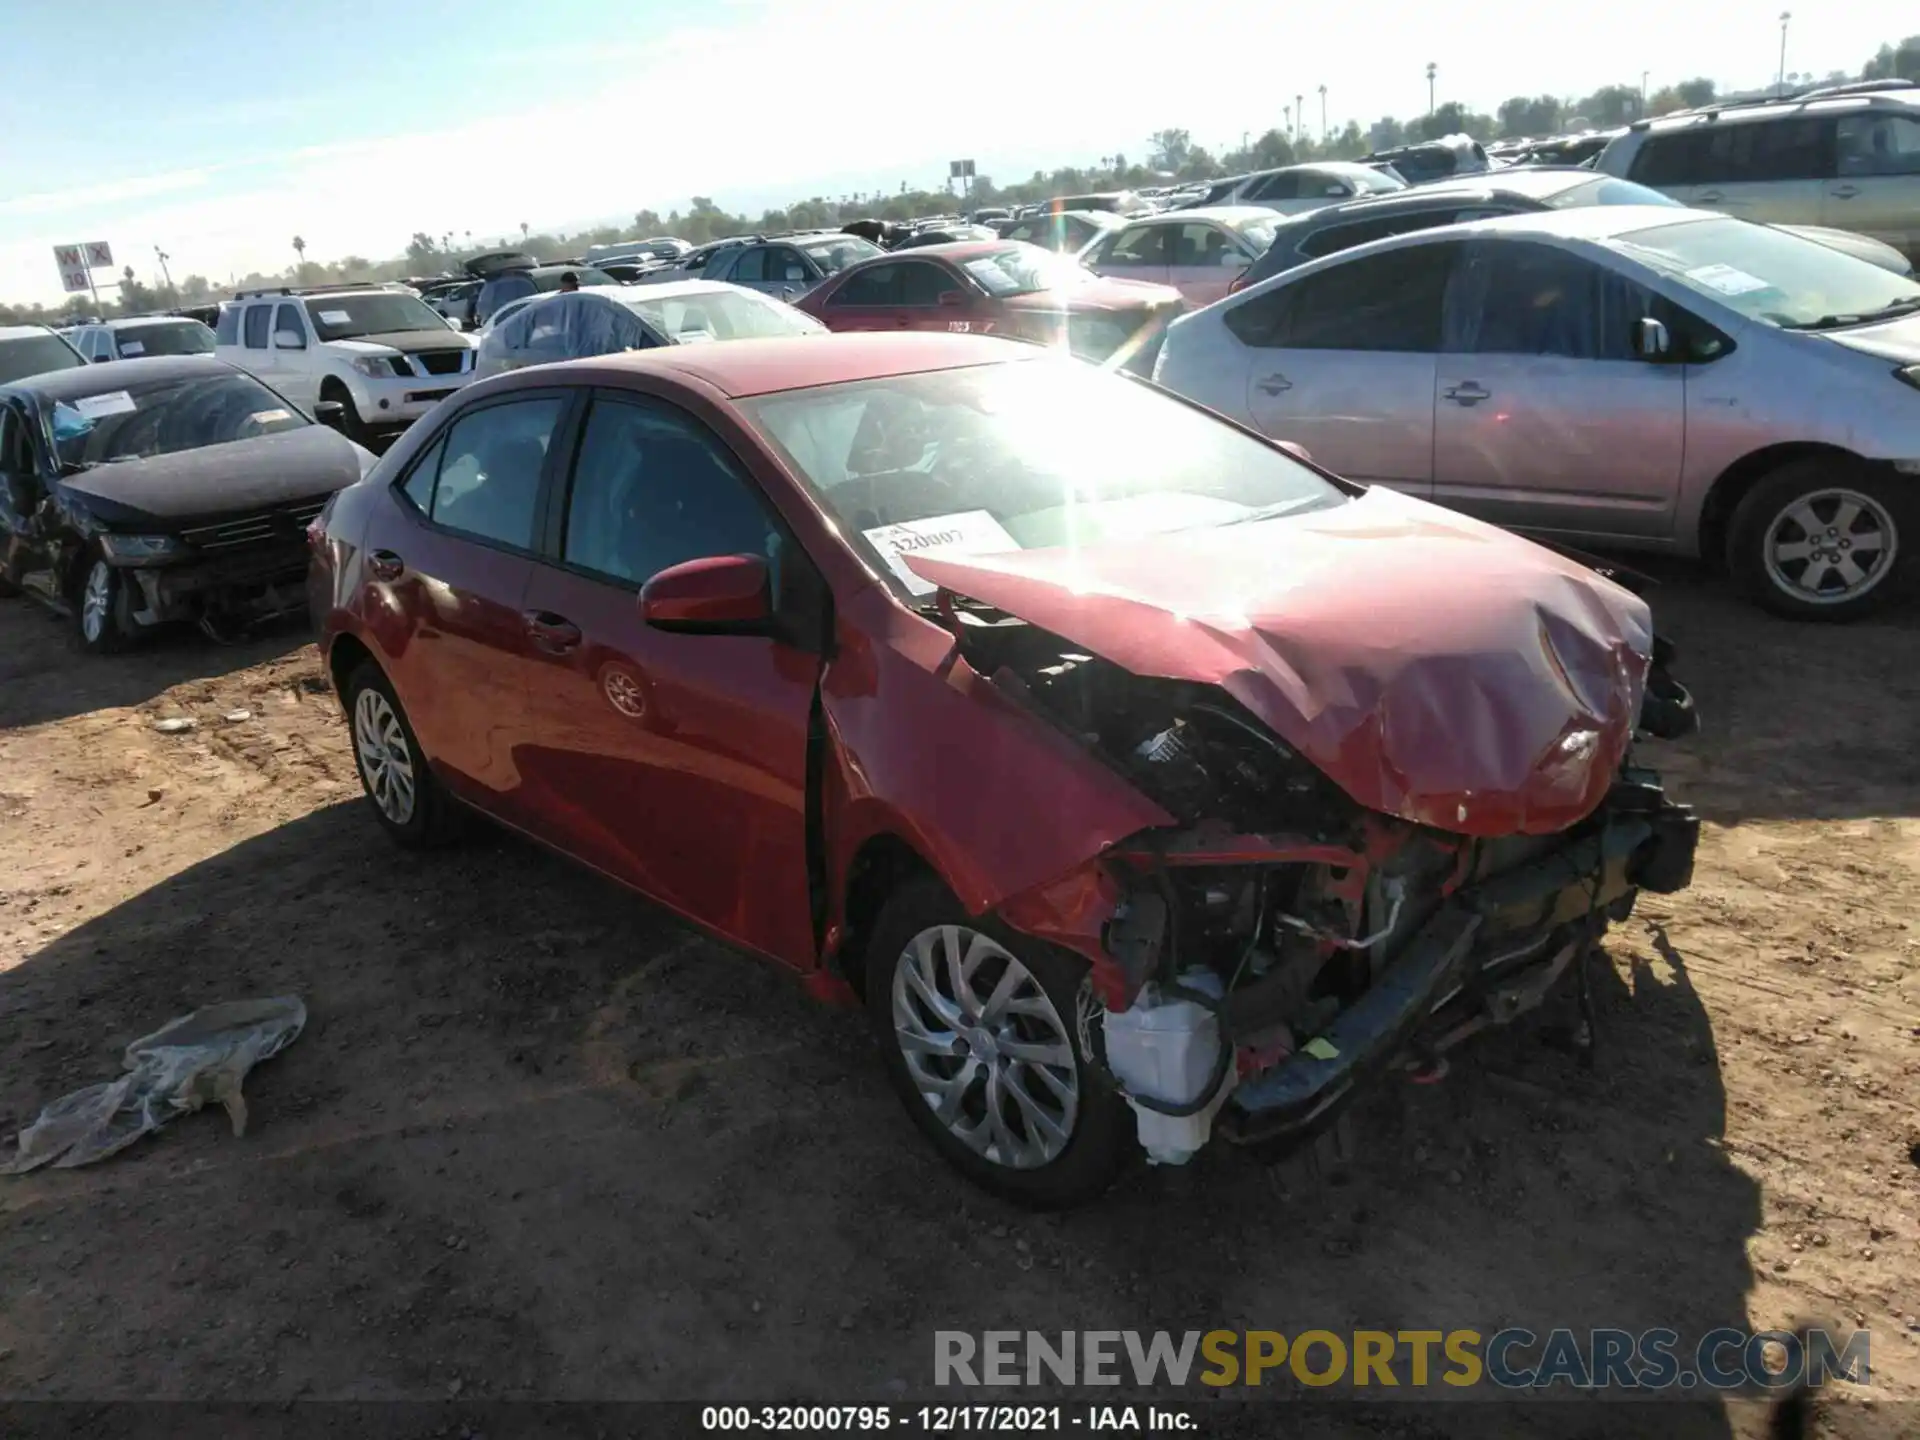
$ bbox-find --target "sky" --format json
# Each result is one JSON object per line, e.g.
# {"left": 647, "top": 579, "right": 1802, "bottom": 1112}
{"left": 0, "top": 0, "right": 1911, "bottom": 304}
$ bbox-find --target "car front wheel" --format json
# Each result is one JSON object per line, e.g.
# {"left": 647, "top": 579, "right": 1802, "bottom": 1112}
{"left": 1728, "top": 459, "right": 1911, "bottom": 621}
{"left": 343, "top": 661, "right": 459, "bottom": 847}
{"left": 864, "top": 877, "right": 1130, "bottom": 1208}
{"left": 74, "top": 554, "right": 136, "bottom": 654}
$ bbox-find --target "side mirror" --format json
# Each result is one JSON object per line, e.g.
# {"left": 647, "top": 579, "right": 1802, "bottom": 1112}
{"left": 314, "top": 400, "right": 346, "bottom": 431}
{"left": 1632, "top": 316, "right": 1672, "bottom": 361}
{"left": 274, "top": 331, "right": 305, "bottom": 350}
{"left": 641, "top": 554, "right": 773, "bottom": 633}
{"left": 938, "top": 290, "right": 965, "bottom": 307}
{"left": 1276, "top": 440, "right": 1315, "bottom": 465}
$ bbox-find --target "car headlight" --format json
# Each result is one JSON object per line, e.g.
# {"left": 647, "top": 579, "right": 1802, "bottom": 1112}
{"left": 350, "top": 354, "right": 403, "bottom": 378}
{"left": 1898, "top": 364, "right": 1920, "bottom": 392}
{"left": 98, "top": 533, "right": 188, "bottom": 564}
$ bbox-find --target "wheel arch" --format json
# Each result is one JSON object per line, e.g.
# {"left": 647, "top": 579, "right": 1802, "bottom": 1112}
{"left": 834, "top": 830, "right": 939, "bottom": 998}
{"left": 1697, "top": 441, "right": 1868, "bottom": 571}
{"left": 325, "top": 631, "right": 376, "bottom": 710}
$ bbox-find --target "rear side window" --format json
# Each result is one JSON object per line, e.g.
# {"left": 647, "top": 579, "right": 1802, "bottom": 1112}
{"left": 1227, "top": 242, "right": 1459, "bottom": 352}
{"left": 1298, "top": 212, "right": 1453, "bottom": 259}
{"left": 730, "top": 249, "right": 768, "bottom": 282}
{"left": 1101, "top": 227, "right": 1171, "bottom": 265}
{"left": 1628, "top": 130, "right": 1711, "bottom": 187}
{"left": 1701, "top": 117, "right": 1834, "bottom": 183}
{"left": 214, "top": 306, "right": 240, "bottom": 345}
{"left": 832, "top": 265, "right": 898, "bottom": 306}
{"left": 1247, "top": 172, "right": 1301, "bottom": 202}
{"left": 242, "top": 305, "right": 271, "bottom": 349}
{"left": 404, "top": 396, "right": 567, "bottom": 550}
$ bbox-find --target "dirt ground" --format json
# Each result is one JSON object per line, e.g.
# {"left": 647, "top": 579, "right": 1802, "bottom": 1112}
{"left": 0, "top": 569, "right": 1916, "bottom": 1437}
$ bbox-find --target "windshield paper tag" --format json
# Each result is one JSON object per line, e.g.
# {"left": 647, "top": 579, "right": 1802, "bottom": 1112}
{"left": 316, "top": 309, "right": 351, "bottom": 324}
{"left": 1685, "top": 263, "right": 1770, "bottom": 297}
{"left": 862, "top": 510, "right": 1019, "bottom": 596}
{"left": 249, "top": 409, "right": 292, "bottom": 426}
{"left": 118, "top": 340, "right": 145, "bottom": 356}
{"left": 72, "top": 390, "right": 137, "bottom": 419}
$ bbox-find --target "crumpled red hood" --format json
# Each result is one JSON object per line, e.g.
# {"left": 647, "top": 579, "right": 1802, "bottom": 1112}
{"left": 907, "top": 488, "right": 1654, "bottom": 838}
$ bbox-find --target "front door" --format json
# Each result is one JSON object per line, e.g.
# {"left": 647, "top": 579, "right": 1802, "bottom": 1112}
{"left": 1167, "top": 222, "right": 1251, "bottom": 307}
{"left": 371, "top": 391, "right": 574, "bottom": 823}
{"left": 516, "top": 390, "right": 823, "bottom": 968}
{"left": 1432, "top": 241, "right": 1684, "bottom": 541}
{"left": 1234, "top": 241, "right": 1460, "bottom": 495}
{"left": 1829, "top": 112, "right": 1920, "bottom": 262}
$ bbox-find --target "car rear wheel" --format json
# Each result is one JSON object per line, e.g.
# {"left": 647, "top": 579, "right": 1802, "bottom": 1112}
{"left": 343, "top": 661, "right": 459, "bottom": 847}
{"left": 1728, "top": 459, "right": 1911, "bottom": 621}
{"left": 74, "top": 554, "right": 135, "bottom": 655}
{"left": 864, "top": 876, "right": 1130, "bottom": 1208}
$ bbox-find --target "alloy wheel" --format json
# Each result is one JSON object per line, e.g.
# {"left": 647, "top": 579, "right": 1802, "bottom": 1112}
{"left": 353, "top": 688, "right": 417, "bottom": 826}
{"left": 1763, "top": 487, "right": 1897, "bottom": 606}
{"left": 81, "top": 561, "right": 112, "bottom": 643}
{"left": 890, "top": 924, "right": 1080, "bottom": 1170}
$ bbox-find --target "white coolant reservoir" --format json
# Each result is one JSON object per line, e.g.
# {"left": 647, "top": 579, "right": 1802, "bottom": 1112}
{"left": 1101, "top": 970, "right": 1235, "bottom": 1166}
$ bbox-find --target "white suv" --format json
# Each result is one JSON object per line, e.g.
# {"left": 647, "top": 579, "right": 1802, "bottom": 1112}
{"left": 1596, "top": 85, "right": 1920, "bottom": 265}
{"left": 213, "top": 286, "right": 478, "bottom": 443}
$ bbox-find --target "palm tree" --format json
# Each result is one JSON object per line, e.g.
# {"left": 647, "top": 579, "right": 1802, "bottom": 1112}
{"left": 520, "top": 221, "right": 529, "bottom": 243}
{"left": 1426, "top": 62, "right": 1438, "bottom": 115}
{"left": 1318, "top": 84, "right": 1328, "bottom": 141}
{"left": 292, "top": 235, "right": 306, "bottom": 265}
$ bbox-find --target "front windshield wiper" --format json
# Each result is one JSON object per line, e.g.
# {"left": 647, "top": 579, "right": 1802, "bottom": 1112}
{"left": 1211, "top": 496, "right": 1336, "bottom": 528}
{"left": 1781, "top": 296, "right": 1920, "bottom": 331}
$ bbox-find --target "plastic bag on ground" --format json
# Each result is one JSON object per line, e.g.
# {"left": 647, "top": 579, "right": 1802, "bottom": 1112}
{"left": 2, "top": 996, "right": 306, "bottom": 1175}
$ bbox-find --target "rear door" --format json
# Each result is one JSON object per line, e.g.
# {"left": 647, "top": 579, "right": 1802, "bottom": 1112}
{"left": 1432, "top": 240, "right": 1684, "bottom": 540}
{"left": 515, "top": 389, "right": 824, "bottom": 968}
{"left": 1230, "top": 241, "right": 1460, "bottom": 495}
{"left": 1687, "top": 116, "right": 1833, "bottom": 227}
{"left": 1083, "top": 223, "right": 1172, "bottom": 287}
{"left": 1829, "top": 111, "right": 1920, "bottom": 262}
{"left": 763, "top": 245, "right": 814, "bottom": 301}
{"left": 365, "top": 391, "right": 575, "bottom": 823}
{"left": 820, "top": 262, "right": 905, "bottom": 331}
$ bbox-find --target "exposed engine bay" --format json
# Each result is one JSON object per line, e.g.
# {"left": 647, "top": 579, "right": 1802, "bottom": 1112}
{"left": 947, "top": 595, "right": 1701, "bottom": 1166}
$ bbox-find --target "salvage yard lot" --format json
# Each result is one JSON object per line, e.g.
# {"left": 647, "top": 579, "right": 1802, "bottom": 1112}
{"left": 0, "top": 573, "right": 1916, "bottom": 1432}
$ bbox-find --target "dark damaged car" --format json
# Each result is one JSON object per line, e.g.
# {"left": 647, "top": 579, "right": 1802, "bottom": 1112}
{"left": 0, "top": 357, "right": 373, "bottom": 651}
{"left": 309, "top": 333, "right": 1698, "bottom": 1206}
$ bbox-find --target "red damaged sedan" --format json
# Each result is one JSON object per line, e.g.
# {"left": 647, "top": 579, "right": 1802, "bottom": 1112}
{"left": 792, "top": 240, "right": 1183, "bottom": 374}
{"left": 309, "top": 332, "right": 1698, "bottom": 1207}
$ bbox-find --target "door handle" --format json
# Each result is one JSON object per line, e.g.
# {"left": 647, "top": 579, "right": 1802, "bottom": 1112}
{"left": 1829, "top": 184, "right": 1860, "bottom": 199}
{"left": 367, "top": 549, "right": 405, "bottom": 581}
{"left": 1444, "top": 382, "right": 1491, "bottom": 406}
{"left": 1256, "top": 373, "right": 1293, "bottom": 395}
{"left": 523, "top": 610, "right": 582, "bottom": 654}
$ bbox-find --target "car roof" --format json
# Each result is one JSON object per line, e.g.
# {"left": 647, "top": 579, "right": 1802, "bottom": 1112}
{"left": 545, "top": 331, "right": 1043, "bottom": 400}
{"left": 104, "top": 315, "right": 206, "bottom": 329}
{"left": 874, "top": 240, "right": 1019, "bottom": 262}
{"left": 7, "top": 355, "right": 236, "bottom": 401}
{"left": 1126, "top": 205, "right": 1280, "bottom": 227}
{"left": 1408, "top": 204, "right": 1716, "bottom": 245}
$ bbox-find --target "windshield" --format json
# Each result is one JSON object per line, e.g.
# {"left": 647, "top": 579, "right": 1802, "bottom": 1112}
{"left": 1546, "top": 176, "right": 1682, "bottom": 209}
{"left": 801, "top": 237, "right": 883, "bottom": 275}
{"left": 625, "top": 290, "right": 824, "bottom": 342}
{"left": 0, "top": 334, "right": 86, "bottom": 385}
{"left": 305, "top": 293, "right": 448, "bottom": 340}
{"left": 959, "top": 244, "right": 1092, "bottom": 298}
{"left": 1614, "top": 216, "right": 1920, "bottom": 330}
{"left": 51, "top": 370, "right": 308, "bottom": 468}
{"left": 737, "top": 359, "right": 1344, "bottom": 599}
{"left": 114, "top": 321, "right": 216, "bottom": 357}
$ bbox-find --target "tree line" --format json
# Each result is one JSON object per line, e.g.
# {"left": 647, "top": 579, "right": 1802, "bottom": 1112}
{"left": 3, "top": 33, "right": 1911, "bottom": 327}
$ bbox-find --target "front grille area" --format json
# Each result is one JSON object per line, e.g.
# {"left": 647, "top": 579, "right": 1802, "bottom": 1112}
{"left": 413, "top": 349, "right": 470, "bottom": 376}
{"left": 178, "top": 494, "right": 333, "bottom": 554}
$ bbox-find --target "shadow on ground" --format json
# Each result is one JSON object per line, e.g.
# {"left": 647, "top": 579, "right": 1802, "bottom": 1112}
{"left": 0, "top": 801, "right": 1767, "bottom": 1436}
{"left": 0, "top": 597, "right": 310, "bottom": 732}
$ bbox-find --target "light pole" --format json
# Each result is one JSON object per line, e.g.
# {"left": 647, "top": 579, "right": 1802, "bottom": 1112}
{"left": 1778, "top": 11, "right": 1791, "bottom": 94}
{"left": 153, "top": 246, "right": 173, "bottom": 293}
{"left": 1640, "top": 71, "right": 1649, "bottom": 116}
{"left": 1319, "top": 84, "right": 1328, "bottom": 142}
{"left": 1294, "top": 93, "right": 1303, "bottom": 142}
{"left": 1426, "top": 62, "right": 1437, "bottom": 116}
{"left": 1284, "top": 103, "right": 1292, "bottom": 137}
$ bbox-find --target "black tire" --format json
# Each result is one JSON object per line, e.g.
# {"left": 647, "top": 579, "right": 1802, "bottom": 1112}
{"left": 71, "top": 552, "right": 137, "bottom": 655}
{"left": 864, "top": 876, "right": 1130, "bottom": 1208}
{"left": 323, "top": 383, "right": 375, "bottom": 448}
{"left": 1727, "top": 458, "right": 1913, "bottom": 622}
{"left": 341, "top": 660, "right": 460, "bottom": 848}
